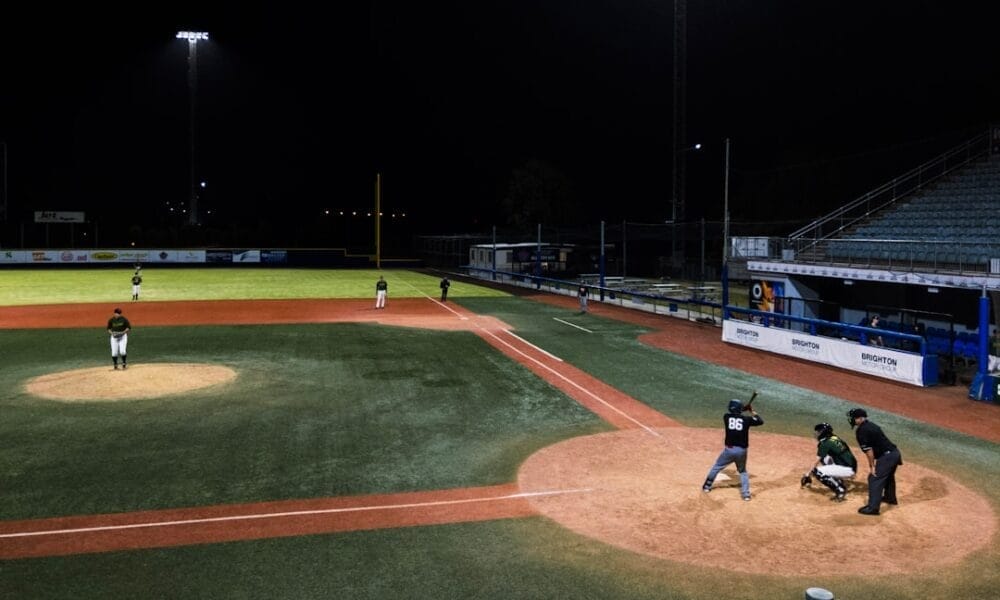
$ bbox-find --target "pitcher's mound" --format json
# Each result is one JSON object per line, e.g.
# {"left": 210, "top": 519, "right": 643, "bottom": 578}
{"left": 25, "top": 363, "right": 237, "bottom": 401}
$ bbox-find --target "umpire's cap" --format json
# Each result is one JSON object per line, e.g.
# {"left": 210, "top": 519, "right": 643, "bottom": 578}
{"left": 847, "top": 407, "right": 867, "bottom": 428}
{"left": 113, "top": 307, "right": 122, "bottom": 314}
{"left": 728, "top": 399, "right": 743, "bottom": 413}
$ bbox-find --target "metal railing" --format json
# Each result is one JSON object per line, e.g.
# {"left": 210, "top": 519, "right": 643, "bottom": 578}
{"left": 787, "top": 130, "right": 991, "bottom": 251}
{"left": 460, "top": 266, "right": 724, "bottom": 324}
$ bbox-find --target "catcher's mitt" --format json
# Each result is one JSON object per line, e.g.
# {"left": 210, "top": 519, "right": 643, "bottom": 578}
{"left": 800, "top": 474, "right": 812, "bottom": 488}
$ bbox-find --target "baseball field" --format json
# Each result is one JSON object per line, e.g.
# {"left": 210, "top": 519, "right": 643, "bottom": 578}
{"left": 1, "top": 268, "right": 998, "bottom": 599}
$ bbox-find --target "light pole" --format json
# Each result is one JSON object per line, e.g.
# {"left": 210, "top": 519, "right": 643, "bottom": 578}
{"left": 669, "top": 142, "right": 701, "bottom": 276}
{"left": 176, "top": 31, "right": 208, "bottom": 226}
{"left": 1, "top": 141, "right": 7, "bottom": 224}
{"left": 670, "top": 0, "right": 688, "bottom": 277}
{"left": 722, "top": 138, "right": 731, "bottom": 312}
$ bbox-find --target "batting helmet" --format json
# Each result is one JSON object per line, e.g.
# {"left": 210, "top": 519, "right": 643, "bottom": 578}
{"left": 814, "top": 422, "right": 834, "bottom": 440}
{"left": 847, "top": 407, "right": 867, "bottom": 428}
{"left": 728, "top": 399, "right": 743, "bottom": 414}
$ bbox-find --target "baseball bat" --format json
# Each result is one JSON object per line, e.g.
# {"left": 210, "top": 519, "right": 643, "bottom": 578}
{"left": 743, "top": 390, "right": 759, "bottom": 412}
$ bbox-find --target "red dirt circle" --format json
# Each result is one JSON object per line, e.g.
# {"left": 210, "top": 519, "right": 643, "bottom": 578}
{"left": 517, "top": 427, "right": 996, "bottom": 576}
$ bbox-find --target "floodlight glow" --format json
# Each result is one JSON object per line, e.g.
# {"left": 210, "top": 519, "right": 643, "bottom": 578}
{"left": 176, "top": 31, "right": 209, "bottom": 41}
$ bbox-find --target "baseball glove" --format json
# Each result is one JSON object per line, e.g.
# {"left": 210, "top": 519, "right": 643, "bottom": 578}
{"left": 800, "top": 474, "right": 812, "bottom": 488}
{"left": 112, "top": 333, "right": 125, "bottom": 339}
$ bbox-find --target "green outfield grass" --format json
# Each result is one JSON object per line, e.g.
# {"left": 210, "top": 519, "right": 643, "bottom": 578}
{"left": 0, "top": 324, "right": 607, "bottom": 520}
{"left": 0, "top": 268, "right": 506, "bottom": 306}
{"left": 1, "top": 269, "right": 998, "bottom": 600}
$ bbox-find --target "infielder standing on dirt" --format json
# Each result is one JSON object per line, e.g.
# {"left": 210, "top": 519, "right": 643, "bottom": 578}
{"left": 702, "top": 398, "right": 764, "bottom": 501}
{"left": 375, "top": 275, "right": 388, "bottom": 309}
{"left": 849, "top": 407, "right": 901, "bottom": 516}
{"left": 801, "top": 423, "right": 857, "bottom": 501}
{"left": 107, "top": 307, "right": 131, "bottom": 370}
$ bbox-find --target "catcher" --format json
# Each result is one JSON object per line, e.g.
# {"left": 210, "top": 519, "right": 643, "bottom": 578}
{"left": 107, "top": 307, "right": 131, "bottom": 370}
{"left": 801, "top": 422, "right": 857, "bottom": 501}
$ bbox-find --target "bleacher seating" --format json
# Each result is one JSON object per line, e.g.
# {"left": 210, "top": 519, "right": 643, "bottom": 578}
{"left": 831, "top": 157, "right": 1000, "bottom": 269}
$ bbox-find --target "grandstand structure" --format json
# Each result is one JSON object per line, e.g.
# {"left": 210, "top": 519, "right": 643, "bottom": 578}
{"left": 726, "top": 127, "right": 999, "bottom": 394}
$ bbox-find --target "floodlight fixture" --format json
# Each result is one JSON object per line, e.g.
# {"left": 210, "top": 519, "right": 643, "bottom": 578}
{"left": 176, "top": 31, "right": 209, "bottom": 41}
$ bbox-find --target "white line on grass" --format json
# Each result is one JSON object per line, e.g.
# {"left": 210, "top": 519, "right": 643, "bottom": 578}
{"left": 0, "top": 488, "right": 592, "bottom": 540}
{"left": 553, "top": 318, "right": 592, "bottom": 333}
{"left": 503, "top": 330, "right": 563, "bottom": 362}
{"left": 479, "top": 328, "right": 663, "bottom": 438}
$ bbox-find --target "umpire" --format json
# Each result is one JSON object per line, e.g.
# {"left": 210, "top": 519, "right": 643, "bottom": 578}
{"left": 848, "top": 408, "right": 901, "bottom": 515}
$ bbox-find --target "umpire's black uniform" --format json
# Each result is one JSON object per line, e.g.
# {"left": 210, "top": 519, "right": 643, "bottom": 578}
{"left": 852, "top": 410, "right": 901, "bottom": 515}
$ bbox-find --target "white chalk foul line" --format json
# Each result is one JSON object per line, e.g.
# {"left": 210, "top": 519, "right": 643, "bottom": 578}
{"left": 503, "top": 330, "right": 563, "bottom": 362}
{"left": 553, "top": 317, "right": 592, "bottom": 333}
{"left": 397, "top": 277, "right": 469, "bottom": 320}
{"left": 0, "top": 488, "right": 592, "bottom": 540}
{"left": 480, "top": 328, "right": 662, "bottom": 438}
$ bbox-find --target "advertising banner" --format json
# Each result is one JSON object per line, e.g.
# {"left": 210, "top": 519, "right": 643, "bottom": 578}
{"left": 206, "top": 250, "right": 234, "bottom": 263}
{"left": 232, "top": 250, "right": 261, "bottom": 263}
{"left": 261, "top": 250, "right": 288, "bottom": 264}
{"left": 34, "top": 211, "right": 85, "bottom": 223}
{"left": 722, "top": 320, "right": 926, "bottom": 386}
{"left": 749, "top": 280, "right": 784, "bottom": 312}
{"left": 175, "top": 250, "right": 206, "bottom": 263}
{"left": 0, "top": 250, "right": 26, "bottom": 263}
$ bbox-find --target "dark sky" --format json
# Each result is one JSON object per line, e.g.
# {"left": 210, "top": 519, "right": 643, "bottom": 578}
{"left": 2, "top": 1, "right": 998, "bottom": 234}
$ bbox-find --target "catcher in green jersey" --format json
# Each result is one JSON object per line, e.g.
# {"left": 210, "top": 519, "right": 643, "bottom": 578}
{"left": 801, "top": 422, "right": 857, "bottom": 502}
{"left": 107, "top": 307, "right": 131, "bottom": 370}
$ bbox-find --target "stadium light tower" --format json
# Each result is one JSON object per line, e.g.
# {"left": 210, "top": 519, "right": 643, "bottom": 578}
{"left": 176, "top": 31, "right": 209, "bottom": 226}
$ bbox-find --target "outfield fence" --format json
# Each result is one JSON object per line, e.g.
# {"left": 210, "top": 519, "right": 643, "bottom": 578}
{"left": 461, "top": 266, "right": 724, "bottom": 324}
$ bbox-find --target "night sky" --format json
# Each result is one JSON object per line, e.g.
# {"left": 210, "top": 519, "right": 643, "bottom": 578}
{"left": 2, "top": 2, "right": 998, "bottom": 236}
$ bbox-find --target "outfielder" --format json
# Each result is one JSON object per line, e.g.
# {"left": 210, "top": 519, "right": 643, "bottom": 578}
{"left": 107, "top": 307, "right": 131, "bottom": 370}
{"left": 131, "top": 271, "right": 142, "bottom": 301}
{"left": 375, "top": 275, "right": 388, "bottom": 309}
{"left": 801, "top": 423, "right": 857, "bottom": 501}
{"left": 702, "top": 398, "right": 764, "bottom": 501}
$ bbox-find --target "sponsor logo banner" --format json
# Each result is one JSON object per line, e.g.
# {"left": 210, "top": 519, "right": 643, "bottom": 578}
{"left": 232, "top": 250, "right": 260, "bottom": 263}
{"left": 723, "top": 320, "right": 926, "bottom": 386}
{"left": 206, "top": 250, "right": 233, "bottom": 263}
{"left": 261, "top": 250, "right": 288, "bottom": 264}
{"left": 34, "top": 211, "right": 85, "bottom": 223}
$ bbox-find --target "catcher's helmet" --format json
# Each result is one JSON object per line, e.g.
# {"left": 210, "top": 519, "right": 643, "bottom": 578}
{"left": 814, "top": 422, "right": 834, "bottom": 440}
{"left": 728, "top": 399, "right": 743, "bottom": 413}
{"left": 847, "top": 407, "right": 867, "bottom": 428}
